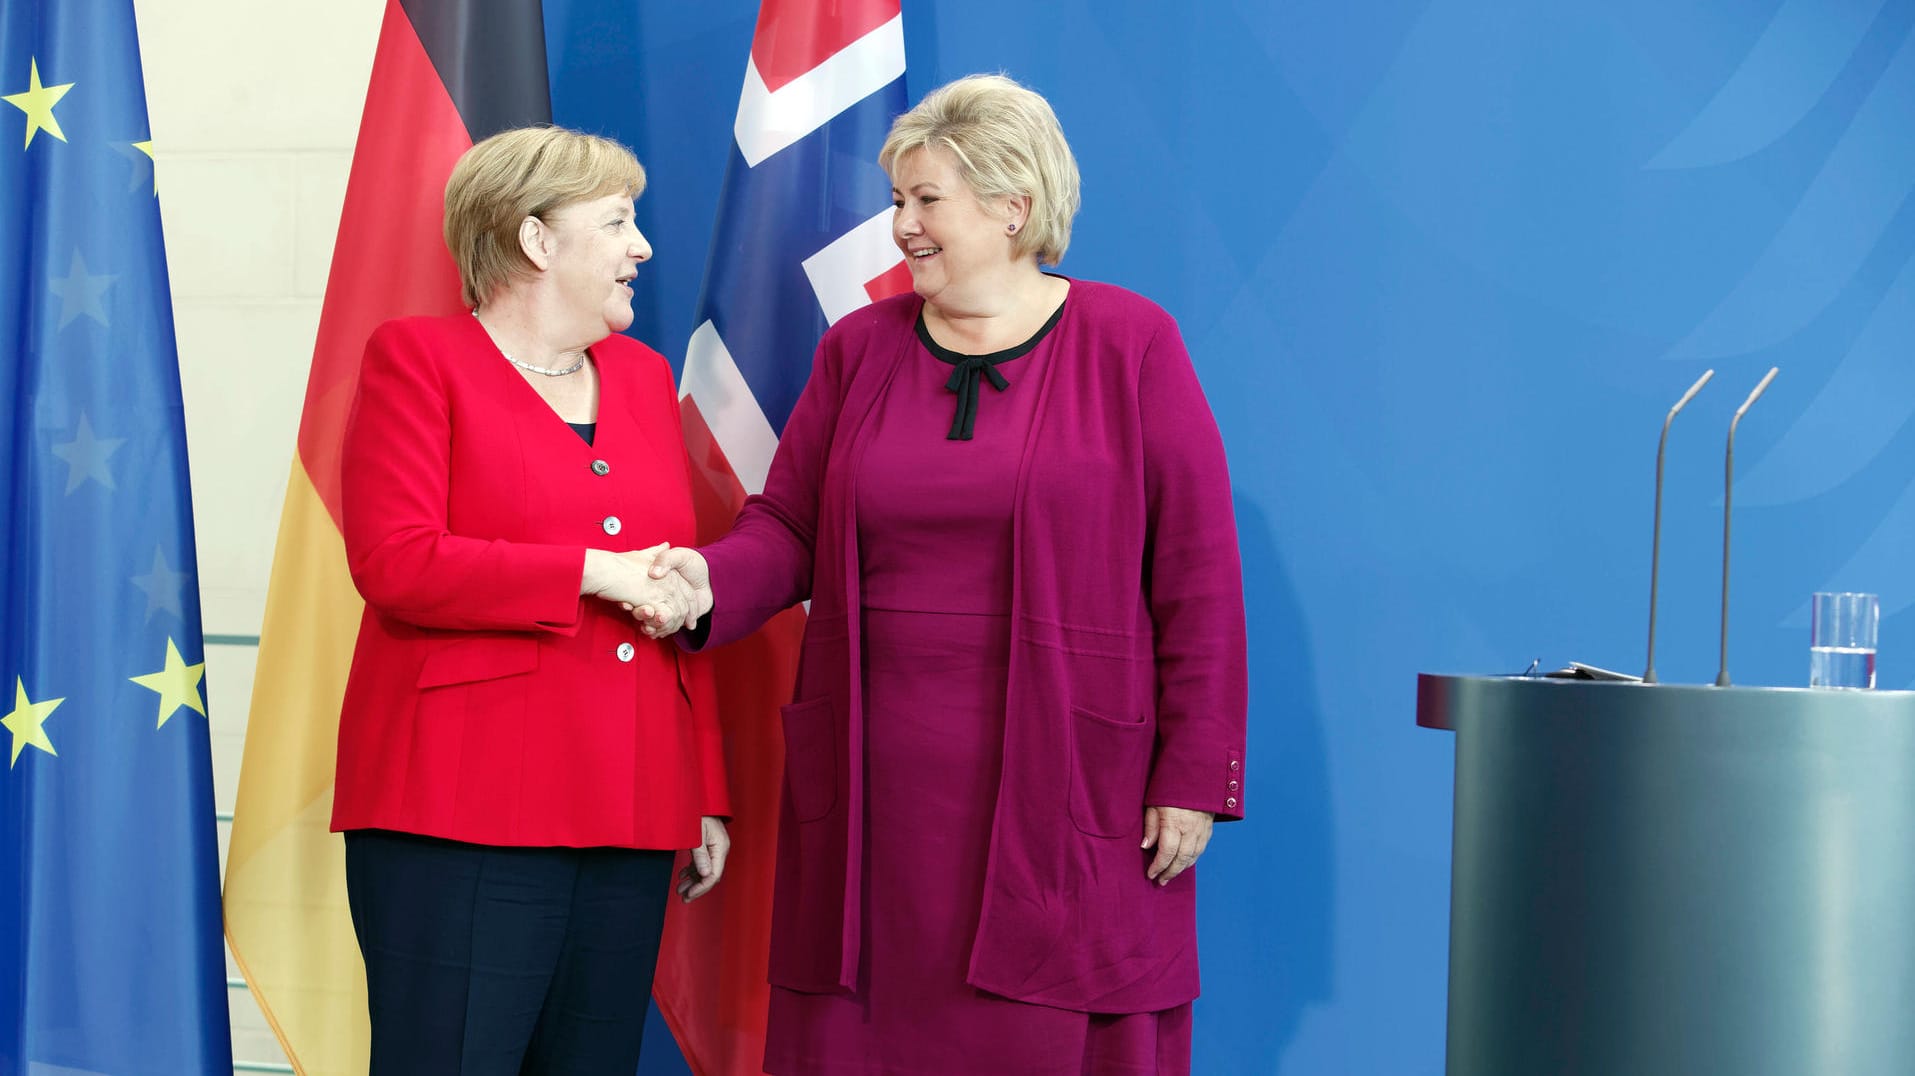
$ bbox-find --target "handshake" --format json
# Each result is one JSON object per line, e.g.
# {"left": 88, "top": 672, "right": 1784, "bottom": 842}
{"left": 584, "top": 544, "right": 712, "bottom": 638}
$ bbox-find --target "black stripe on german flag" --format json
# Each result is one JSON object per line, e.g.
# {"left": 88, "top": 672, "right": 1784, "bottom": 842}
{"left": 297, "top": 0, "right": 553, "bottom": 521}
{"left": 398, "top": 0, "right": 550, "bottom": 139}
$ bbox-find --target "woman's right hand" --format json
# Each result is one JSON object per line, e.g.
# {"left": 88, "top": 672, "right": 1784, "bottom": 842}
{"left": 583, "top": 545, "right": 692, "bottom": 631}
{"left": 641, "top": 546, "right": 712, "bottom": 636}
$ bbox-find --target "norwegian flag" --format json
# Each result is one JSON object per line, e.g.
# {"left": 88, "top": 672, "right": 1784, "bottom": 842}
{"left": 651, "top": 3, "right": 909, "bottom": 1073}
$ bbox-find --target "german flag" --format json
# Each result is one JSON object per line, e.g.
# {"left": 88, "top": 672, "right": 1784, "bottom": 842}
{"left": 221, "top": 3, "right": 550, "bottom": 1072}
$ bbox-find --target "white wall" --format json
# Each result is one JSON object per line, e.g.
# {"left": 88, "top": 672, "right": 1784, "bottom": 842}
{"left": 133, "top": 0, "right": 385, "bottom": 1067}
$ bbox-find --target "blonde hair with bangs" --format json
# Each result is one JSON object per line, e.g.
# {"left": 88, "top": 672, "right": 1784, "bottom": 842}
{"left": 880, "top": 74, "right": 1081, "bottom": 266}
{"left": 443, "top": 126, "right": 646, "bottom": 308}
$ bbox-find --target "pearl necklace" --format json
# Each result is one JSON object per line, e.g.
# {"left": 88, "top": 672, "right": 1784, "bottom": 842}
{"left": 472, "top": 310, "right": 586, "bottom": 377}
{"left": 503, "top": 351, "right": 586, "bottom": 377}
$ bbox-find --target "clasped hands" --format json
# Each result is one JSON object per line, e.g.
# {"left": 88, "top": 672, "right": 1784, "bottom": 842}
{"left": 584, "top": 544, "right": 710, "bottom": 634}
{"left": 584, "top": 543, "right": 712, "bottom": 637}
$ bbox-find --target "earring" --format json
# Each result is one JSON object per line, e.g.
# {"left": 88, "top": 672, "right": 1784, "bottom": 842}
{"left": 1007, "top": 223, "right": 1018, "bottom": 234}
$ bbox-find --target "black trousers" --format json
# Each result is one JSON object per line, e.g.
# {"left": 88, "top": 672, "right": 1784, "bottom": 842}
{"left": 344, "top": 829, "right": 676, "bottom": 1076}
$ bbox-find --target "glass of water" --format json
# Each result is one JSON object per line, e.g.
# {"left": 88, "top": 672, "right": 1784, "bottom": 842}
{"left": 1810, "top": 592, "right": 1878, "bottom": 689}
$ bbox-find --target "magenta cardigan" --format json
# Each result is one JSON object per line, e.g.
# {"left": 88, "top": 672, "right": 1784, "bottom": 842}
{"left": 695, "top": 279, "right": 1248, "bottom": 1013}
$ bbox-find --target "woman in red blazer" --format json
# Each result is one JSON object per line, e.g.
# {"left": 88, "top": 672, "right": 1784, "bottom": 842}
{"left": 329, "top": 126, "right": 727, "bottom": 1075}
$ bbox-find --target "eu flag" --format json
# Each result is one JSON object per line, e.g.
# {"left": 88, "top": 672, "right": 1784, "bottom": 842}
{"left": 0, "top": 1, "right": 233, "bottom": 1072}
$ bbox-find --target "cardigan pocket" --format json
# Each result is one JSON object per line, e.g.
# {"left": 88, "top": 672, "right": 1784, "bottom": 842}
{"left": 415, "top": 635, "right": 540, "bottom": 688}
{"left": 780, "top": 697, "right": 839, "bottom": 823}
{"left": 1067, "top": 705, "right": 1152, "bottom": 839}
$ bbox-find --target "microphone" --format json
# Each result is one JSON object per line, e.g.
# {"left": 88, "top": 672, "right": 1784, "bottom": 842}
{"left": 1643, "top": 369, "right": 1715, "bottom": 683}
{"left": 1714, "top": 367, "right": 1779, "bottom": 687}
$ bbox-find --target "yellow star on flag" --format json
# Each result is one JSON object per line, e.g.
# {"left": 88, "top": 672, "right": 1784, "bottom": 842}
{"left": 133, "top": 138, "right": 156, "bottom": 195}
{"left": 2, "top": 58, "right": 74, "bottom": 149}
{"left": 129, "top": 638, "right": 206, "bottom": 729}
{"left": 3, "top": 678, "right": 62, "bottom": 767}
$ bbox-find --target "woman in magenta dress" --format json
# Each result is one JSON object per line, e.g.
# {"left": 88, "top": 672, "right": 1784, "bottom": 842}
{"left": 652, "top": 75, "right": 1248, "bottom": 1075}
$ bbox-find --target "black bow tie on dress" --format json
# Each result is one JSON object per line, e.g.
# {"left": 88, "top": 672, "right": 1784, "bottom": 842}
{"left": 937, "top": 353, "right": 1012, "bottom": 441}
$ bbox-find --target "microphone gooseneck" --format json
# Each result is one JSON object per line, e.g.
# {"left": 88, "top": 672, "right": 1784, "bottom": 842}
{"left": 1646, "top": 371, "right": 1723, "bottom": 677}
{"left": 1644, "top": 369, "right": 1715, "bottom": 683}
{"left": 1715, "top": 367, "right": 1779, "bottom": 687}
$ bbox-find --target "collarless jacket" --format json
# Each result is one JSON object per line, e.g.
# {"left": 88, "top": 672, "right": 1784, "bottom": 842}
{"left": 331, "top": 313, "right": 728, "bottom": 850}
{"left": 696, "top": 280, "right": 1248, "bottom": 1012}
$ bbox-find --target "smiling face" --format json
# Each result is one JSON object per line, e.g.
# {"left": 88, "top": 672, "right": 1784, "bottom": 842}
{"left": 540, "top": 192, "right": 652, "bottom": 337}
{"left": 890, "top": 146, "right": 1022, "bottom": 311}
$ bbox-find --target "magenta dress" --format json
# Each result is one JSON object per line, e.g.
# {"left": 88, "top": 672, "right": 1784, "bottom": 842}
{"left": 761, "top": 305, "right": 1194, "bottom": 1075}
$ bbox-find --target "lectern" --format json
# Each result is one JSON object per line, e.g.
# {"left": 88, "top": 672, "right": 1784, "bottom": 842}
{"left": 1418, "top": 674, "right": 1915, "bottom": 1076}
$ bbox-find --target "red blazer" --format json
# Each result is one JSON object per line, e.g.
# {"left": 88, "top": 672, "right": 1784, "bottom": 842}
{"left": 330, "top": 313, "right": 727, "bottom": 849}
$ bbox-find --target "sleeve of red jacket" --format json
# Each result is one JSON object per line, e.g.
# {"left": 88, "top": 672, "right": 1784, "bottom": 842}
{"left": 341, "top": 319, "right": 589, "bottom": 633}
{"left": 692, "top": 334, "right": 846, "bottom": 649}
{"left": 1136, "top": 315, "right": 1251, "bottom": 821}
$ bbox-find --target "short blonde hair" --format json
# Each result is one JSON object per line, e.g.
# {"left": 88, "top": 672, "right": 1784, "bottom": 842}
{"left": 880, "top": 74, "right": 1081, "bottom": 266}
{"left": 443, "top": 126, "right": 646, "bottom": 308}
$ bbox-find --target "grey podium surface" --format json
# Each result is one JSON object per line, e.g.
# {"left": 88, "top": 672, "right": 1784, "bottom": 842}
{"left": 1418, "top": 674, "right": 1915, "bottom": 1076}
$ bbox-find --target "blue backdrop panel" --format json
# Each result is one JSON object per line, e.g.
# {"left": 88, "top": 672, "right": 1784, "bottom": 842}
{"left": 546, "top": 3, "right": 1915, "bottom": 1072}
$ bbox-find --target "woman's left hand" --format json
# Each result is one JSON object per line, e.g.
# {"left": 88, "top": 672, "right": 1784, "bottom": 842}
{"left": 1142, "top": 805, "right": 1215, "bottom": 886}
{"left": 677, "top": 815, "right": 730, "bottom": 902}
